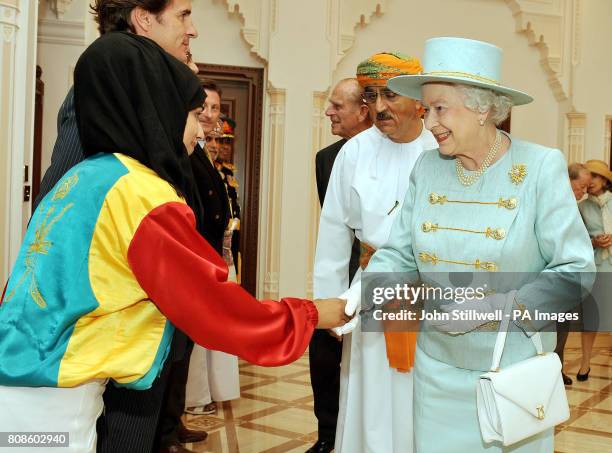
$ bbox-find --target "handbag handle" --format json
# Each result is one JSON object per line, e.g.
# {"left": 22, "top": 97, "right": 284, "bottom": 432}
{"left": 489, "top": 293, "right": 543, "bottom": 372}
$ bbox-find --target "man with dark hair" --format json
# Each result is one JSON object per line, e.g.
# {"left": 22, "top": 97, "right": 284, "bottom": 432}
{"left": 32, "top": 2, "right": 203, "bottom": 453}
{"left": 189, "top": 79, "right": 227, "bottom": 257}
{"left": 91, "top": 0, "right": 172, "bottom": 34}
{"left": 197, "top": 79, "right": 223, "bottom": 134}
{"left": 307, "top": 78, "right": 371, "bottom": 453}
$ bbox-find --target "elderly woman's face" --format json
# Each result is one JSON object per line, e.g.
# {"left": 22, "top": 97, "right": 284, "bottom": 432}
{"left": 183, "top": 107, "right": 204, "bottom": 155}
{"left": 422, "top": 83, "right": 481, "bottom": 157}
{"left": 570, "top": 171, "right": 591, "bottom": 201}
{"left": 588, "top": 174, "right": 608, "bottom": 196}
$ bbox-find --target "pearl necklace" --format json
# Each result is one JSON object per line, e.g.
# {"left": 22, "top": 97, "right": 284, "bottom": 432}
{"left": 455, "top": 129, "right": 502, "bottom": 186}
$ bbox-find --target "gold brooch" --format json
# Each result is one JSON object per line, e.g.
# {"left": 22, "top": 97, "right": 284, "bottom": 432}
{"left": 509, "top": 164, "right": 527, "bottom": 185}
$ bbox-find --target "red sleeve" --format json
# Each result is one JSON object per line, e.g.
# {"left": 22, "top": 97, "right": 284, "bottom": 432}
{"left": 127, "top": 202, "right": 317, "bottom": 366}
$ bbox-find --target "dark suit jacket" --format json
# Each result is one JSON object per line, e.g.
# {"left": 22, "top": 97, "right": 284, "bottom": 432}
{"left": 190, "top": 144, "right": 231, "bottom": 255}
{"left": 315, "top": 138, "right": 360, "bottom": 282}
{"left": 315, "top": 139, "right": 346, "bottom": 206}
{"left": 218, "top": 164, "right": 241, "bottom": 220}
{"left": 34, "top": 87, "right": 84, "bottom": 211}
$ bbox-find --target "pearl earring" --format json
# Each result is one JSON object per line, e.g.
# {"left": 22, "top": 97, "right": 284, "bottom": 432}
{"left": 479, "top": 118, "right": 485, "bottom": 126}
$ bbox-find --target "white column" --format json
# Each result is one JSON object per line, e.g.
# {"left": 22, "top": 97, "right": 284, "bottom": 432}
{"left": 0, "top": 0, "right": 38, "bottom": 282}
{"left": 566, "top": 112, "right": 586, "bottom": 164}
{"left": 262, "top": 86, "right": 286, "bottom": 300}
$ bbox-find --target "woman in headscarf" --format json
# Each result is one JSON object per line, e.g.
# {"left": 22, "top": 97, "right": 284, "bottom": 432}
{"left": 339, "top": 37, "right": 594, "bottom": 452}
{"left": 0, "top": 31, "right": 347, "bottom": 452}
{"left": 577, "top": 159, "right": 612, "bottom": 381}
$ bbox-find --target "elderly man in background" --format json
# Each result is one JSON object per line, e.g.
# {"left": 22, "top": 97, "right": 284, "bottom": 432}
{"left": 569, "top": 162, "right": 592, "bottom": 202}
{"left": 307, "top": 78, "right": 371, "bottom": 453}
{"left": 313, "top": 53, "right": 437, "bottom": 452}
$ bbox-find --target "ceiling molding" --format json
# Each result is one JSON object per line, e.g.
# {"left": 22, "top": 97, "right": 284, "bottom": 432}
{"left": 37, "top": 18, "right": 85, "bottom": 46}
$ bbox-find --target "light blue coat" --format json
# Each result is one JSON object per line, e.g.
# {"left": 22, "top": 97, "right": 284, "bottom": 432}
{"left": 366, "top": 135, "right": 595, "bottom": 371}
{"left": 579, "top": 196, "right": 612, "bottom": 270}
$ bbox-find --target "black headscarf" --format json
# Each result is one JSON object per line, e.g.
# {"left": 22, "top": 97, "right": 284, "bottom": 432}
{"left": 74, "top": 31, "right": 206, "bottom": 230}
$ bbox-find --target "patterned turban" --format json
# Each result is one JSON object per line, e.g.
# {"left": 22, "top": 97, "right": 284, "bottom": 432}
{"left": 356, "top": 52, "right": 423, "bottom": 87}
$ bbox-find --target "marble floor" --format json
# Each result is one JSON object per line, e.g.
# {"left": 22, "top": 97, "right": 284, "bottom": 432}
{"left": 184, "top": 338, "right": 612, "bottom": 453}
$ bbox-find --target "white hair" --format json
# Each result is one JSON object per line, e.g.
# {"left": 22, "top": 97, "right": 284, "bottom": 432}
{"left": 456, "top": 84, "right": 513, "bottom": 125}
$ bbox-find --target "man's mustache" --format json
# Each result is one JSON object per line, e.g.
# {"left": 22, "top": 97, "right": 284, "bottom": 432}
{"left": 376, "top": 112, "right": 392, "bottom": 121}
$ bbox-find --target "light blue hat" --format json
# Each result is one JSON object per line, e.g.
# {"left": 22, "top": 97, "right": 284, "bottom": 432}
{"left": 387, "top": 37, "right": 533, "bottom": 106}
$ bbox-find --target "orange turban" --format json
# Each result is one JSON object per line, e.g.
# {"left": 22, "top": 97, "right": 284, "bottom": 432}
{"left": 356, "top": 52, "right": 423, "bottom": 87}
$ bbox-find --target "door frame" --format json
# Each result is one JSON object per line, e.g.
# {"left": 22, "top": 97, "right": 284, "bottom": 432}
{"left": 195, "top": 63, "right": 265, "bottom": 296}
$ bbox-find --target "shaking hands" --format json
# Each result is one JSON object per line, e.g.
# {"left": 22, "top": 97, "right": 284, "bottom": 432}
{"left": 313, "top": 298, "right": 353, "bottom": 329}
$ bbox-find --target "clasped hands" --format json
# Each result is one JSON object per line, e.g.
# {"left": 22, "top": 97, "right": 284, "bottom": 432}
{"left": 593, "top": 234, "right": 612, "bottom": 249}
{"left": 313, "top": 298, "right": 354, "bottom": 331}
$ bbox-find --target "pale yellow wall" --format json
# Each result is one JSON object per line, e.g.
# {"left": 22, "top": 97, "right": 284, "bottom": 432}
{"left": 191, "top": 0, "right": 265, "bottom": 68}
{"left": 573, "top": 0, "right": 612, "bottom": 162}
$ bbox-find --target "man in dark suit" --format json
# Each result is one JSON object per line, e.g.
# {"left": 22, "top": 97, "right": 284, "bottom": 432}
{"left": 190, "top": 81, "right": 230, "bottom": 256}
{"left": 307, "top": 78, "right": 372, "bottom": 453}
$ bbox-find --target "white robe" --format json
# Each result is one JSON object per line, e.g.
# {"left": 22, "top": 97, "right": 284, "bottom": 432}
{"left": 314, "top": 124, "right": 437, "bottom": 453}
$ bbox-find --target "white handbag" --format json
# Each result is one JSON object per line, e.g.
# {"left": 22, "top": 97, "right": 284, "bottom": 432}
{"left": 476, "top": 298, "right": 570, "bottom": 446}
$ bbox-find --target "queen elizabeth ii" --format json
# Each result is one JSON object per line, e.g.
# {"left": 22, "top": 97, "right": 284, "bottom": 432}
{"left": 340, "top": 37, "right": 595, "bottom": 452}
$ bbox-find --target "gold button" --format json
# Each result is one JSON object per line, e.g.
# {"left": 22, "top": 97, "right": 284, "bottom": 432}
{"left": 208, "top": 190, "right": 213, "bottom": 196}
{"left": 486, "top": 227, "right": 506, "bottom": 240}
{"left": 422, "top": 221, "right": 439, "bottom": 232}
{"left": 215, "top": 214, "right": 220, "bottom": 220}
{"left": 507, "top": 198, "right": 518, "bottom": 209}
{"left": 429, "top": 193, "right": 446, "bottom": 205}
